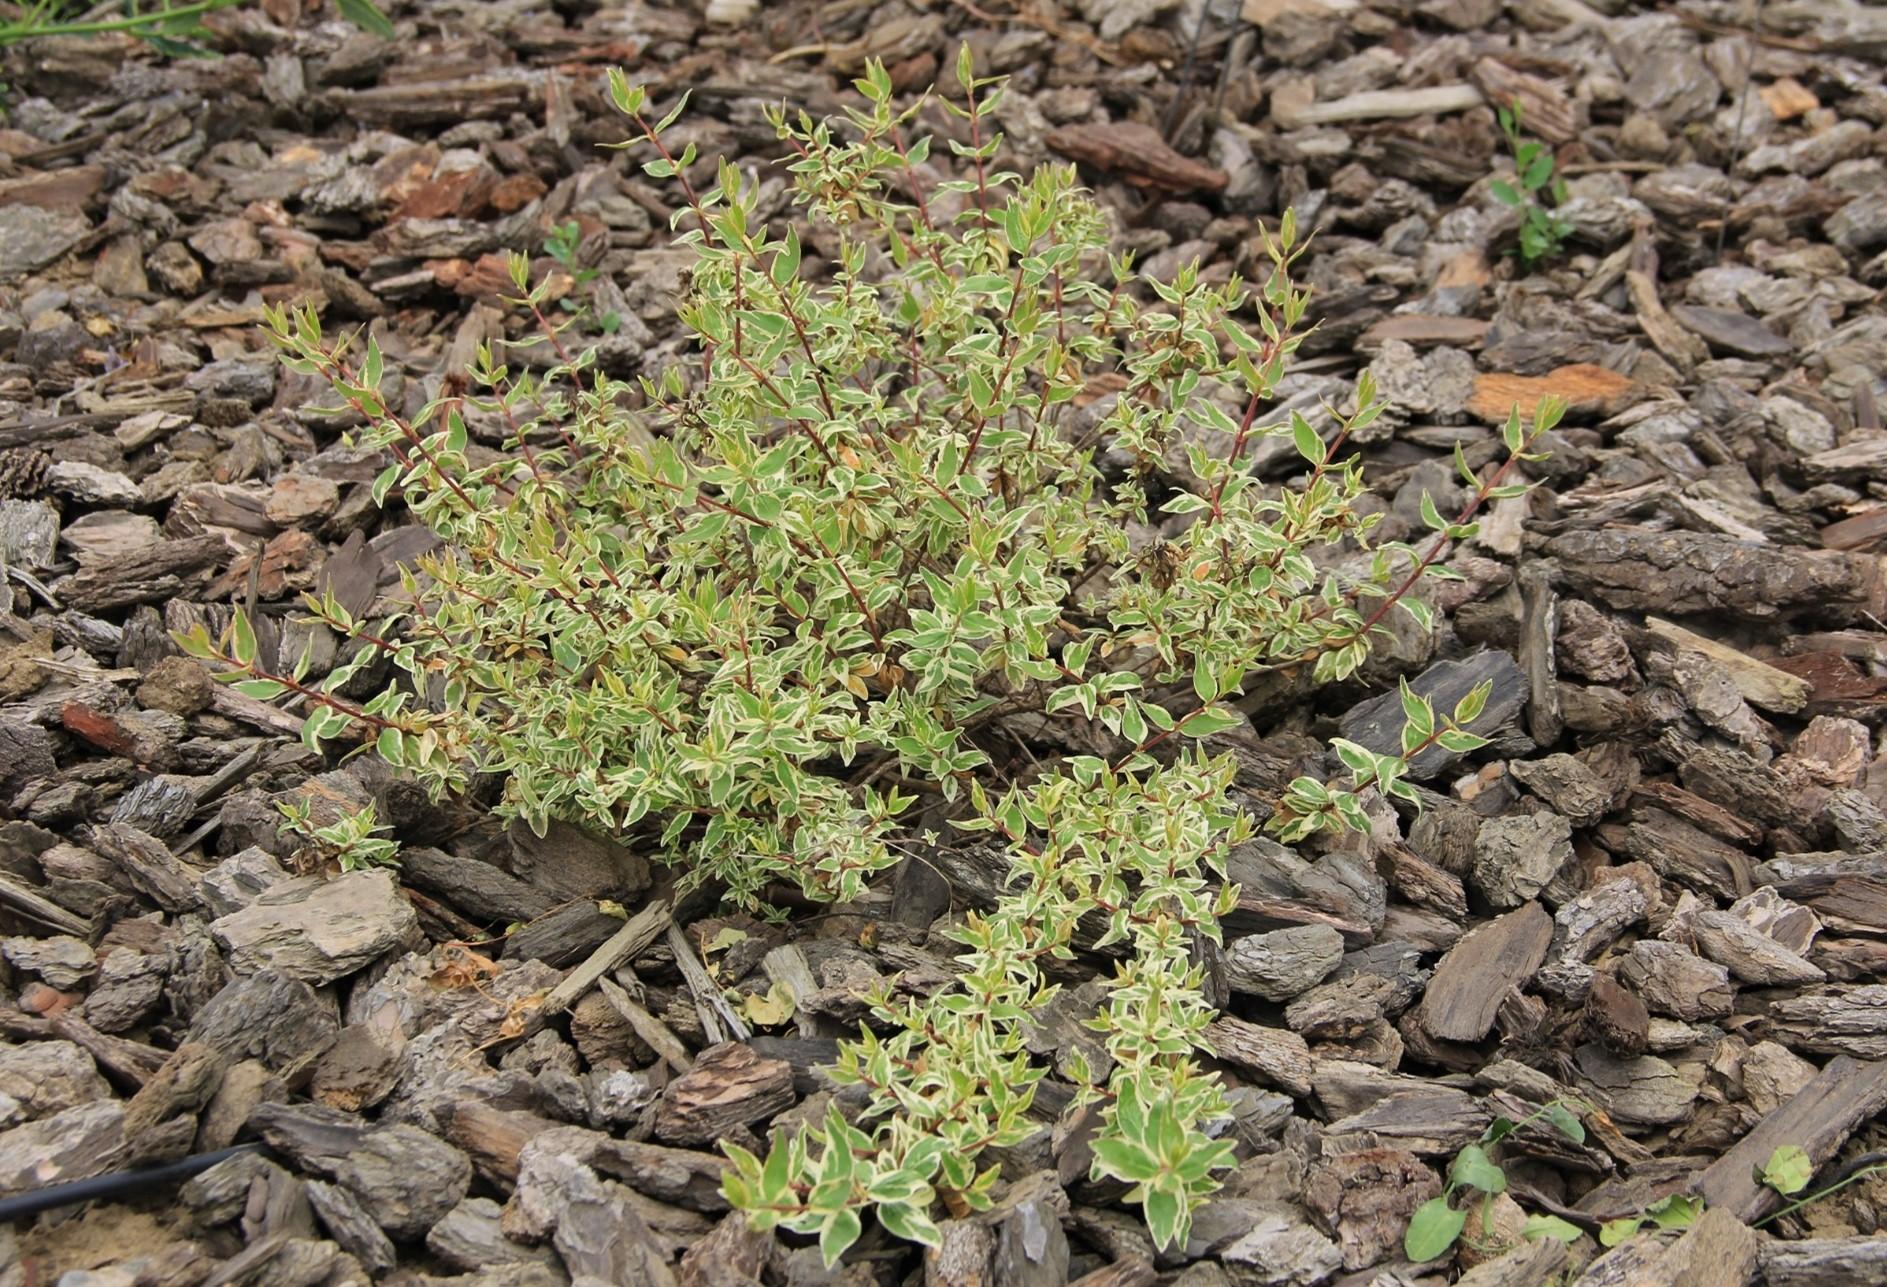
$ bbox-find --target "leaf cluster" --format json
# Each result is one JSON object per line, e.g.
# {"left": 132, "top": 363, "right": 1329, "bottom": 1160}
{"left": 277, "top": 799, "right": 402, "bottom": 873}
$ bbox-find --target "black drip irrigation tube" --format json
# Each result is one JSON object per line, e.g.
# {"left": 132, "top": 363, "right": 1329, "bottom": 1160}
{"left": 0, "top": 1142, "right": 267, "bottom": 1224}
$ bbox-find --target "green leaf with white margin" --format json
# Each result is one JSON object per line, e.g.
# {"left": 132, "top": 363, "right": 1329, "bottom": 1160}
{"left": 1291, "top": 411, "right": 1324, "bottom": 467}
{"left": 1178, "top": 706, "right": 1241, "bottom": 738}
{"left": 1398, "top": 679, "right": 1433, "bottom": 741}
{"left": 1090, "top": 1136, "right": 1161, "bottom": 1184}
{"left": 1502, "top": 405, "right": 1526, "bottom": 454}
{"left": 1453, "top": 680, "right": 1491, "bottom": 728}
{"left": 1142, "top": 1185, "right": 1185, "bottom": 1250}
{"left": 228, "top": 610, "right": 257, "bottom": 667}
{"left": 877, "top": 1200, "right": 941, "bottom": 1247}
{"left": 819, "top": 1207, "right": 862, "bottom": 1267}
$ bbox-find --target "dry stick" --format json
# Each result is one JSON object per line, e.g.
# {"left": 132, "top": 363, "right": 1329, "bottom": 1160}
{"left": 667, "top": 922, "right": 749, "bottom": 1043}
{"left": 598, "top": 974, "right": 695, "bottom": 1070}
{"left": 539, "top": 899, "right": 673, "bottom": 1016}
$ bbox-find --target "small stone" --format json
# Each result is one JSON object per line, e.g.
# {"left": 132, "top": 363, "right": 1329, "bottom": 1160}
{"left": 137, "top": 655, "right": 216, "bottom": 715}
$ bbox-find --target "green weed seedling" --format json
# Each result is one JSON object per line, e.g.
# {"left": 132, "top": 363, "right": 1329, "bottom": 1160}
{"left": 1491, "top": 102, "right": 1571, "bottom": 267}
{"left": 1405, "top": 1100, "right": 1599, "bottom": 1261}
{"left": 1755, "top": 1143, "right": 1887, "bottom": 1229}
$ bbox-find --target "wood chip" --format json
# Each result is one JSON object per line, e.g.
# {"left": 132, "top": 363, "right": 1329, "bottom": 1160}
{"left": 538, "top": 899, "right": 671, "bottom": 1017}
{"left": 1357, "top": 315, "right": 1491, "bottom": 349}
{"left": 1466, "top": 364, "right": 1641, "bottom": 423}
{"left": 1417, "top": 903, "right": 1553, "bottom": 1043}
{"left": 1045, "top": 122, "right": 1227, "bottom": 194}
{"left": 1643, "top": 618, "right": 1812, "bottom": 713}
{"left": 1759, "top": 77, "right": 1820, "bottom": 121}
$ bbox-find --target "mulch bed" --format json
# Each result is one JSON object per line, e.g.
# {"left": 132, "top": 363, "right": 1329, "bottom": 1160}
{"left": 5, "top": 0, "right": 1887, "bottom": 1283}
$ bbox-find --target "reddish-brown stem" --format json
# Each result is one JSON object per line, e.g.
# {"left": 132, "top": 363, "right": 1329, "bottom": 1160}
{"left": 966, "top": 86, "right": 992, "bottom": 233}
{"left": 728, "top": 349, "right": 839, "bottom": 467}
{"left": 1324, "top": 447, "right": 1528, "bottom": 651}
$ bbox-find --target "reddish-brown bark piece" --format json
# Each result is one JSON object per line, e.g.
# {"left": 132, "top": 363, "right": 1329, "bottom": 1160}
{"left": 1045, "top": 122, "right": 1228, "bottom": 193}
{"left": 1467, "top": 364, "right": 1641, "bottom": 422}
